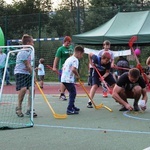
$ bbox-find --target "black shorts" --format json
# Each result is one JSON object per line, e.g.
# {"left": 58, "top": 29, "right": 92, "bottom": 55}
{"left": 38, "top": 75, "right": 44, "bottom": 81}
{"left": 124, "top": 83, "right": 139, "bottom": 91}
{"left": 15, "top": 73, "right": 32, "bottom": 91}
{"left": 91, "top": 73, "right": 116, "bottom": 87}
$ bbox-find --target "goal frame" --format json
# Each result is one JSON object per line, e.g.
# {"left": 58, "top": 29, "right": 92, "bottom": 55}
{"left": 0, "top": 45, "right": 35, "bottom": 129}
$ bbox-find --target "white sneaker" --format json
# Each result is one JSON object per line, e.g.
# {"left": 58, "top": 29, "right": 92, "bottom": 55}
{"left": 59, "top": 94, "right": 67, "bottom": 101}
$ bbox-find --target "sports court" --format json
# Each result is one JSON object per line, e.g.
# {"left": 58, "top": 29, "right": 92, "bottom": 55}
{"left": 1, "top": 82, "right": 150, "bottom": 150}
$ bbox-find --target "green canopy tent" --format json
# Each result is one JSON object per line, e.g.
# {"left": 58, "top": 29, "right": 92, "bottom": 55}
{"left": 72, "top": 11, "right": 150, "bottom": 45}
{"left": 0, "top": 27, "right": 4, "bottom": 46}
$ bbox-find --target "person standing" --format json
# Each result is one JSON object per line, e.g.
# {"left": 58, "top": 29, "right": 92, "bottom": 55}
{"left": 87, "top": 63, "right": 93, "bottom": 86}
{"left": 116, "top": 56, "right": 130, "bottom": 79}
{"left": 61, "top": 45, "right": 84, "bottom": 114}
{"left": 53, "top": 36, "right": 73, "bottom": 101}
{"left": 14, "top": 34, "right": 37, "bottom": 117}
{"left": 35, "top": 58, "right": 45, "bottom": 89}
{"left": 87, "top": 52, "right": 116, "bottom": 108}
{"left": 0, "top": 49, "right": 6, "bottom": 87}
{"left": 5, "top": 68, "right": 12, "bottom": 85}
{"left": 0, "top": 49, "right": 12, "bottom": 87}
{"left": 112, "top": 68, "right": 148, "bottom": 111}
{"left": 98, "top": 40, "right": 115, "bottom": 97}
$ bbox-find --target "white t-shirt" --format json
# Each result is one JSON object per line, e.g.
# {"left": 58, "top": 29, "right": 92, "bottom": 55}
{"left": 14, "top": 49, "right": 31, "bottom": 75}
{"left": 0, "top": 53, "right": 6, "bottom": 68}
{"left": 61, "top": 55, "right": 79, "bottom": 83}
{"left": 38, "top": 63, "right": 45, "bottom": 76}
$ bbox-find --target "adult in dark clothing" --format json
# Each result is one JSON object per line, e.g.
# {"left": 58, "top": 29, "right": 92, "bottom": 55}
{"left": 112, "top": 68, "right": 148, "bottom": 111}
{"left": 116, "top": 56, "right": 130, "bottom": 78}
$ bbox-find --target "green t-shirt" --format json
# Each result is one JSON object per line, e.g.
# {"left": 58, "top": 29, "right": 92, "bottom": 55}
{"left": 55, "top": 45, "right": 74, "bottom": 70}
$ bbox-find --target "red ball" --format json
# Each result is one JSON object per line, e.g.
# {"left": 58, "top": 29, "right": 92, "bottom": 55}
{"left": 134, "top": 48, "right": 141, "bottom": 56}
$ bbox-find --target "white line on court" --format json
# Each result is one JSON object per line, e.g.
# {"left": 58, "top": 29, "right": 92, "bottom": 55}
{"left": 143, "top": 147, "right": 150, "bottom": 150}
{"left": 123, "top": 111, "right": 150, "bottom": 121}
{"left": 34, "top": 124, "right": 150, "bottom": 134}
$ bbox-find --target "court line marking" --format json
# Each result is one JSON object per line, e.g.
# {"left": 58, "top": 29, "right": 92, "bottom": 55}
{"left": 34, "top": 124, "right": 150, "bottom": 134}
{"left": 143, "top": 147, "right": 150, "bottom": 150}
{"left": 123, "top": 111, "right": 150, "bottom": 121}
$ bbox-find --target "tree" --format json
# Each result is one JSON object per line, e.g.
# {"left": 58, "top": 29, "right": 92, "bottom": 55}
{"left": 0, "top": 0, "right": 51, "bottom": 40}
{"left": 46, "top": 9, "right": 76, "bottom": 37}
{"left": 82, "top": 0, "right": 150, "bottom": 32}
{"left": 0, "top": 0, "right": 6, "bottom": 15}
{"left": 53, "top": 0, "right": 89, "bottom": 34}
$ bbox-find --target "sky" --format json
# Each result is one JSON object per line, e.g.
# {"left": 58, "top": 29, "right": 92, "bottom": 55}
{"left": 5, "top": 0, "right": 12, "bottom": 4}
{"left": 5, "top": 0, "right": 62, "bottom": 8}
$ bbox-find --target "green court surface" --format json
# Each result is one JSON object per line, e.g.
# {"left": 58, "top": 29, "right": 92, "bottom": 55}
{"left": 1, "top": 91, "right": 150, "bottom": 150}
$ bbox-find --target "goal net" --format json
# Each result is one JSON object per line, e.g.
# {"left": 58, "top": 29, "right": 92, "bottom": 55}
{"left": 0, "top": 45, "right": 35, "bottom": 129}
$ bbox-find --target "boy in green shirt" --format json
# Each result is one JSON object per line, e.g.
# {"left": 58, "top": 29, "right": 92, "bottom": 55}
{"left": 53, "top": 36, "right": 73, "bottom": 100}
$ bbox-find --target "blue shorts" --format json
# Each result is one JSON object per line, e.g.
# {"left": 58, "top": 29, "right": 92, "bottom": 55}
{"left": 91, "top": 73, "right": 116, "bottom": 87}
{"left": 15, "top": 73, "right": 32, "bottom": 91}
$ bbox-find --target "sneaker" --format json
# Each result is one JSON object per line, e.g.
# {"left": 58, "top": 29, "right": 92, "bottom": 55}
{"left": 67, "top": 109, "right": 79, "bottom": 115}
{"left": 119, "top": 106, "right": 128, "bottom": 111}
{"left": 133, "top": 104, "right": 140, "bottom": 111}
{"left": 103, "top": 91, "right": 108, "bottom": 98}
{"left": 87, "top": 102, "right": 93, "bottom": 108}
{"left": 25, "top": 109, "right": 37, "bottom": 117}
{"left": 73, "top": 106, "right": 80, "bottom": 111}
{"left": 59, "top": 93, "right": 67, "bottom": 101}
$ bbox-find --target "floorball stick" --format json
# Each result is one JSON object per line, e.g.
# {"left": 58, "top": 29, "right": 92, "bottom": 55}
{"left": 36, "top": 82, "right": 67, "bottom": 119}
{"left": 128, "top": 36, "right": 150, "bottom": 88}
{"left": 78, "top": 79, "right": 103, "bottom": 109}
{"left": 46, "top": 65, "right": 81, "bottom": 87}
{"left": 93, "top": 65, "right": 112, "bottom": 94}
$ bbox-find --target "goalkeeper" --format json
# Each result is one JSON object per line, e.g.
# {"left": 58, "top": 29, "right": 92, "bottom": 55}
{"left": 14, "top": 34, "right": 37, "bottom": 117}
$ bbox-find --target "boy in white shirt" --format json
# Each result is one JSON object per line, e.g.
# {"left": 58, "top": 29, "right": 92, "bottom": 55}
{"left": 61, "top": 45, "right": 84, "bottom": 115}
{"left": 35, "top": 58, "right": 45, "bottom": 88}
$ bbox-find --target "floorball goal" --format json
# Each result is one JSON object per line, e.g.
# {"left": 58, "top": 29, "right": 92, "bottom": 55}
{"left": 0, "top": 45, "right": 35, "bottom": 129}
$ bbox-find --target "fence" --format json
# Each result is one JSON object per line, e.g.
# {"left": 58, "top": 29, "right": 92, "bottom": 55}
{"left": 1, "top": 6, "right": 150, "bottom": 81}
{"left": 7, "top": 37, "right": 90, "bottom": 82}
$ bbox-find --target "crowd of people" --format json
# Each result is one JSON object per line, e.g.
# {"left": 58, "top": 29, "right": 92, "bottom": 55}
{"left": 52, "top": 38, "right": 148, "bottom": 114}
{"left": 1, "top": 34, "right": 149, "bottom": 117}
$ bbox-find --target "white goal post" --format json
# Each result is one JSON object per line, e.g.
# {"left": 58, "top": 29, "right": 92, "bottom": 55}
{"left": 0, "top": 45, "right": 35, "bottom": 129}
